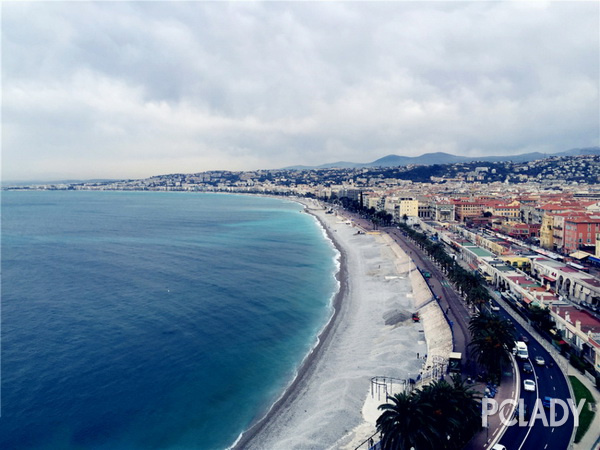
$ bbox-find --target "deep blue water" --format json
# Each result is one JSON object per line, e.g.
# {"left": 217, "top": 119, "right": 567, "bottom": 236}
{"left": 0, "top": 191, "right": 338, "bottom": 449}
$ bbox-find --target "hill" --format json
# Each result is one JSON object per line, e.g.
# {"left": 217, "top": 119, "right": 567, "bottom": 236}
{"left": 282, "top": 146, "right": 600, "bottom": 170}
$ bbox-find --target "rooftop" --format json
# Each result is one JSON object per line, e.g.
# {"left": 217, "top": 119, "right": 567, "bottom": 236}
{"left": 551, "top": 305, "right": 600, "bottom": 334}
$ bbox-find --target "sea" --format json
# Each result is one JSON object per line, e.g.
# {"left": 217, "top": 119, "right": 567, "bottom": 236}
{"left": 0, "top": 190, "right": 339, "bottom": 449}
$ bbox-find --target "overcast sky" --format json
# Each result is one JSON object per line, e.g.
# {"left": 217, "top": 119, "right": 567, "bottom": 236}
{"left": 2, "top": 1, "right": 599, "bottom": 181}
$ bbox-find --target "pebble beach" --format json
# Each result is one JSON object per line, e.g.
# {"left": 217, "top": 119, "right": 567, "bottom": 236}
{"left": 235, "top": 199, "right": 451, "bottom": 449}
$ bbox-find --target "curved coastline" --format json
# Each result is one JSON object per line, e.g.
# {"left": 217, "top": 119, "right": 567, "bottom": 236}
{"left": 231, "top": 196, "right": 443, "bottom": 449}
{"left": 232, "top": 199, "right": 348, "bottom": 449}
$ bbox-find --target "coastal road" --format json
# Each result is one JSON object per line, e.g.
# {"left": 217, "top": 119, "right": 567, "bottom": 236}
{"left": 390, "top": 232, "right": 575, "bottom": 450}
{"left": 496, "top": 310, "right": 574, "bottom": 450}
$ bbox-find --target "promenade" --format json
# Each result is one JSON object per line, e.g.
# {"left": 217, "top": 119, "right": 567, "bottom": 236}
{"left": 334, "top": 210, "right": 527, "bottom": 450}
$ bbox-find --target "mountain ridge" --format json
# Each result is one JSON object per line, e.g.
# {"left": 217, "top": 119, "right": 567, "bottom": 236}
{"left": 282, "top": 146, "right": 600, "bottom": 170}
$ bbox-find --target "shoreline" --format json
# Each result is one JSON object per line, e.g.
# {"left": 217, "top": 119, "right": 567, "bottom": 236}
{"left": 232, "top": 200, "right": 348, "bottom": 449}
{"left": 235, "top": 198, "right": 430, "bottom": 449}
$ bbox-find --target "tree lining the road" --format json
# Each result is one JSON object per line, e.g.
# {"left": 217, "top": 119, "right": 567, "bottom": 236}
{"left": 396, "top": 222, "right": 492, "bottom": 309}
{"left": 468, "top": 312, "right": 517, "bottom": 383}
{"left": 376, "top": 374, "right": 482, "bottom": 450}
{"left": 376, "top": 375, "right": 481, "bottom": 449}
{"left": 327, "top": 199, "right": 494, "bottom": 310}
{"left": 395, "top": 221, "right": 518, "bottom": 382}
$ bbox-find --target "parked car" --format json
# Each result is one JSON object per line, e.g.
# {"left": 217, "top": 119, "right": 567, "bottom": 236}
{"left": 522, "top": 362, "right": 533, "bottom": 374}
{"left": 534, "top": 356, "right": 545, "bottom": 366}
{"left": 523, "top": 379, "right": 536, "bottom": 392}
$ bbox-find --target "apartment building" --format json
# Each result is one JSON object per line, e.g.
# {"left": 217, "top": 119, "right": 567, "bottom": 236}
{"left": 453, "top": 199, "right": 484, "bottom": 222}
{"left": 564, "top": 215, "right": 600, "bottom": 253}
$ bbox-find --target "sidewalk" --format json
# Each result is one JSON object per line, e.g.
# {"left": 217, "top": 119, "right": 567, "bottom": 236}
{"left": 464, "top": 358, "right": 518, "bottom": 450}
{"left": 563, "top": 358, "right": 600, "bottom": 450}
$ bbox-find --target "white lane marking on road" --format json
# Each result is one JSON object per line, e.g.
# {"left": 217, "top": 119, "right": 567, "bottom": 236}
{"left": 518, "top": 358, "right": 539, "bottom": 450}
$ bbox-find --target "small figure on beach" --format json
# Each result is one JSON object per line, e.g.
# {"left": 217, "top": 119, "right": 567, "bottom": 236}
{"left": 417, "top": 352, "right": 419, "bottom": 358}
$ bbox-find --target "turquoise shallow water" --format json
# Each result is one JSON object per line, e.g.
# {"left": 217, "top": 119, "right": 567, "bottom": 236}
{"left": 1, "top": 191, "right": 338, "bottom": 449}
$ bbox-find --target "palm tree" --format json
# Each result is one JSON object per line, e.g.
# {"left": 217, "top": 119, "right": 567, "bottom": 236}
{"left": 528, "top": 304, "right": 553, "bottom": 332}
{"left": 377, "top": 391, "right": 439, "bottom": 450}
{"left": 418, "top": 380, "right": 460, "bottom": 444}
{"left": 377, "top": 377, "right": 482, "bottom": 449}
{"left": 469, "top": 311, "right": 516, "bottom": 382}
{"left": 466, "top": 284, "right": 491, "bottom": 310}
{"left": 447, "top": 374, "right": 482, "bottom": 443}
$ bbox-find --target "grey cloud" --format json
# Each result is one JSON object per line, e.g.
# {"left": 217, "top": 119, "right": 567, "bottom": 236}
{"left": 2, "top": 1, "right": 598, "bottom": 181}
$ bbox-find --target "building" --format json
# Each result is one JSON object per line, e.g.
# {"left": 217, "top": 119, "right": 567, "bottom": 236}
{"left": 433, "top": 202, "right": 455, "bottom": 222}
{"left": 550, "top": 305, "right": 600, "bottom": 375}
{"left": 531, "top": 257, "right": 600, "bottom": 308}
{"left": 454, "top": 199, "right": 484, "bottom": 222}
{"left": 396, "top": 199, "right": 419, "bottom": 220}
{"left": 540, "top": 213, "right": 554, "bottom": 250}
{"left": 501, "top": 222, "right": 540, "bottom": 239}
{"left": 485, "top": 200, "right": 521, "bottom": 219}
{"left": 563, "top": 215, "right": 600, "bottom": 253}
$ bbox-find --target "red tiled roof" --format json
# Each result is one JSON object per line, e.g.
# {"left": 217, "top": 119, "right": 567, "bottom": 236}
{"left": 559, "top": 267, "right": 579, "bottom": 273}
{"left": 506, "top": 276, "right": 530, "bottom": 284}
{"left": 565, "top": 216, "right": 600, "bottom": 225}
{"left": 581, "top": 278, "right": 600, "bottom": 288}
{"left": 551, "top": 306, "right": 600, "bottom": 333}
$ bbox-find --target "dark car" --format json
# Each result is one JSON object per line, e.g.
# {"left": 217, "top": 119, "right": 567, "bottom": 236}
{"left": 543, "top": 396, "right": 553, "bottom": 409}
{"left": 521, "top": 335, "right": 529, "bottom": 344}
{"left": 522, "top": 362, "right": 533, "bottom": 374}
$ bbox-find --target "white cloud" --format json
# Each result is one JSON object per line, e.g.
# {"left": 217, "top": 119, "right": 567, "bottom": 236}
{"left": 2, "top": 1, "right": 598, "bottom": 181}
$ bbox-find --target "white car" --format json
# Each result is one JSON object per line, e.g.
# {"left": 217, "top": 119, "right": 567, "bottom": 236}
{"left": 523, "top": 379, "right": 536, "bottom": 392}
{"left": 492, "top": 445, "right": 507, "bottom": 450}
{"left": 535, "top": 355, "right": 545, "bottom": 366}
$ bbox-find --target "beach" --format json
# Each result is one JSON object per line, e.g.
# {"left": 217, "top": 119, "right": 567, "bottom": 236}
{"left": 235, "top": 199, "right": 441, "bottom": 449}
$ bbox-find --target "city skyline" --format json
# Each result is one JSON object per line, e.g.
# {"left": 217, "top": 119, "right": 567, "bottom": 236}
{"left": 3, "top": 1, "right": 599, "bottom": 181}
